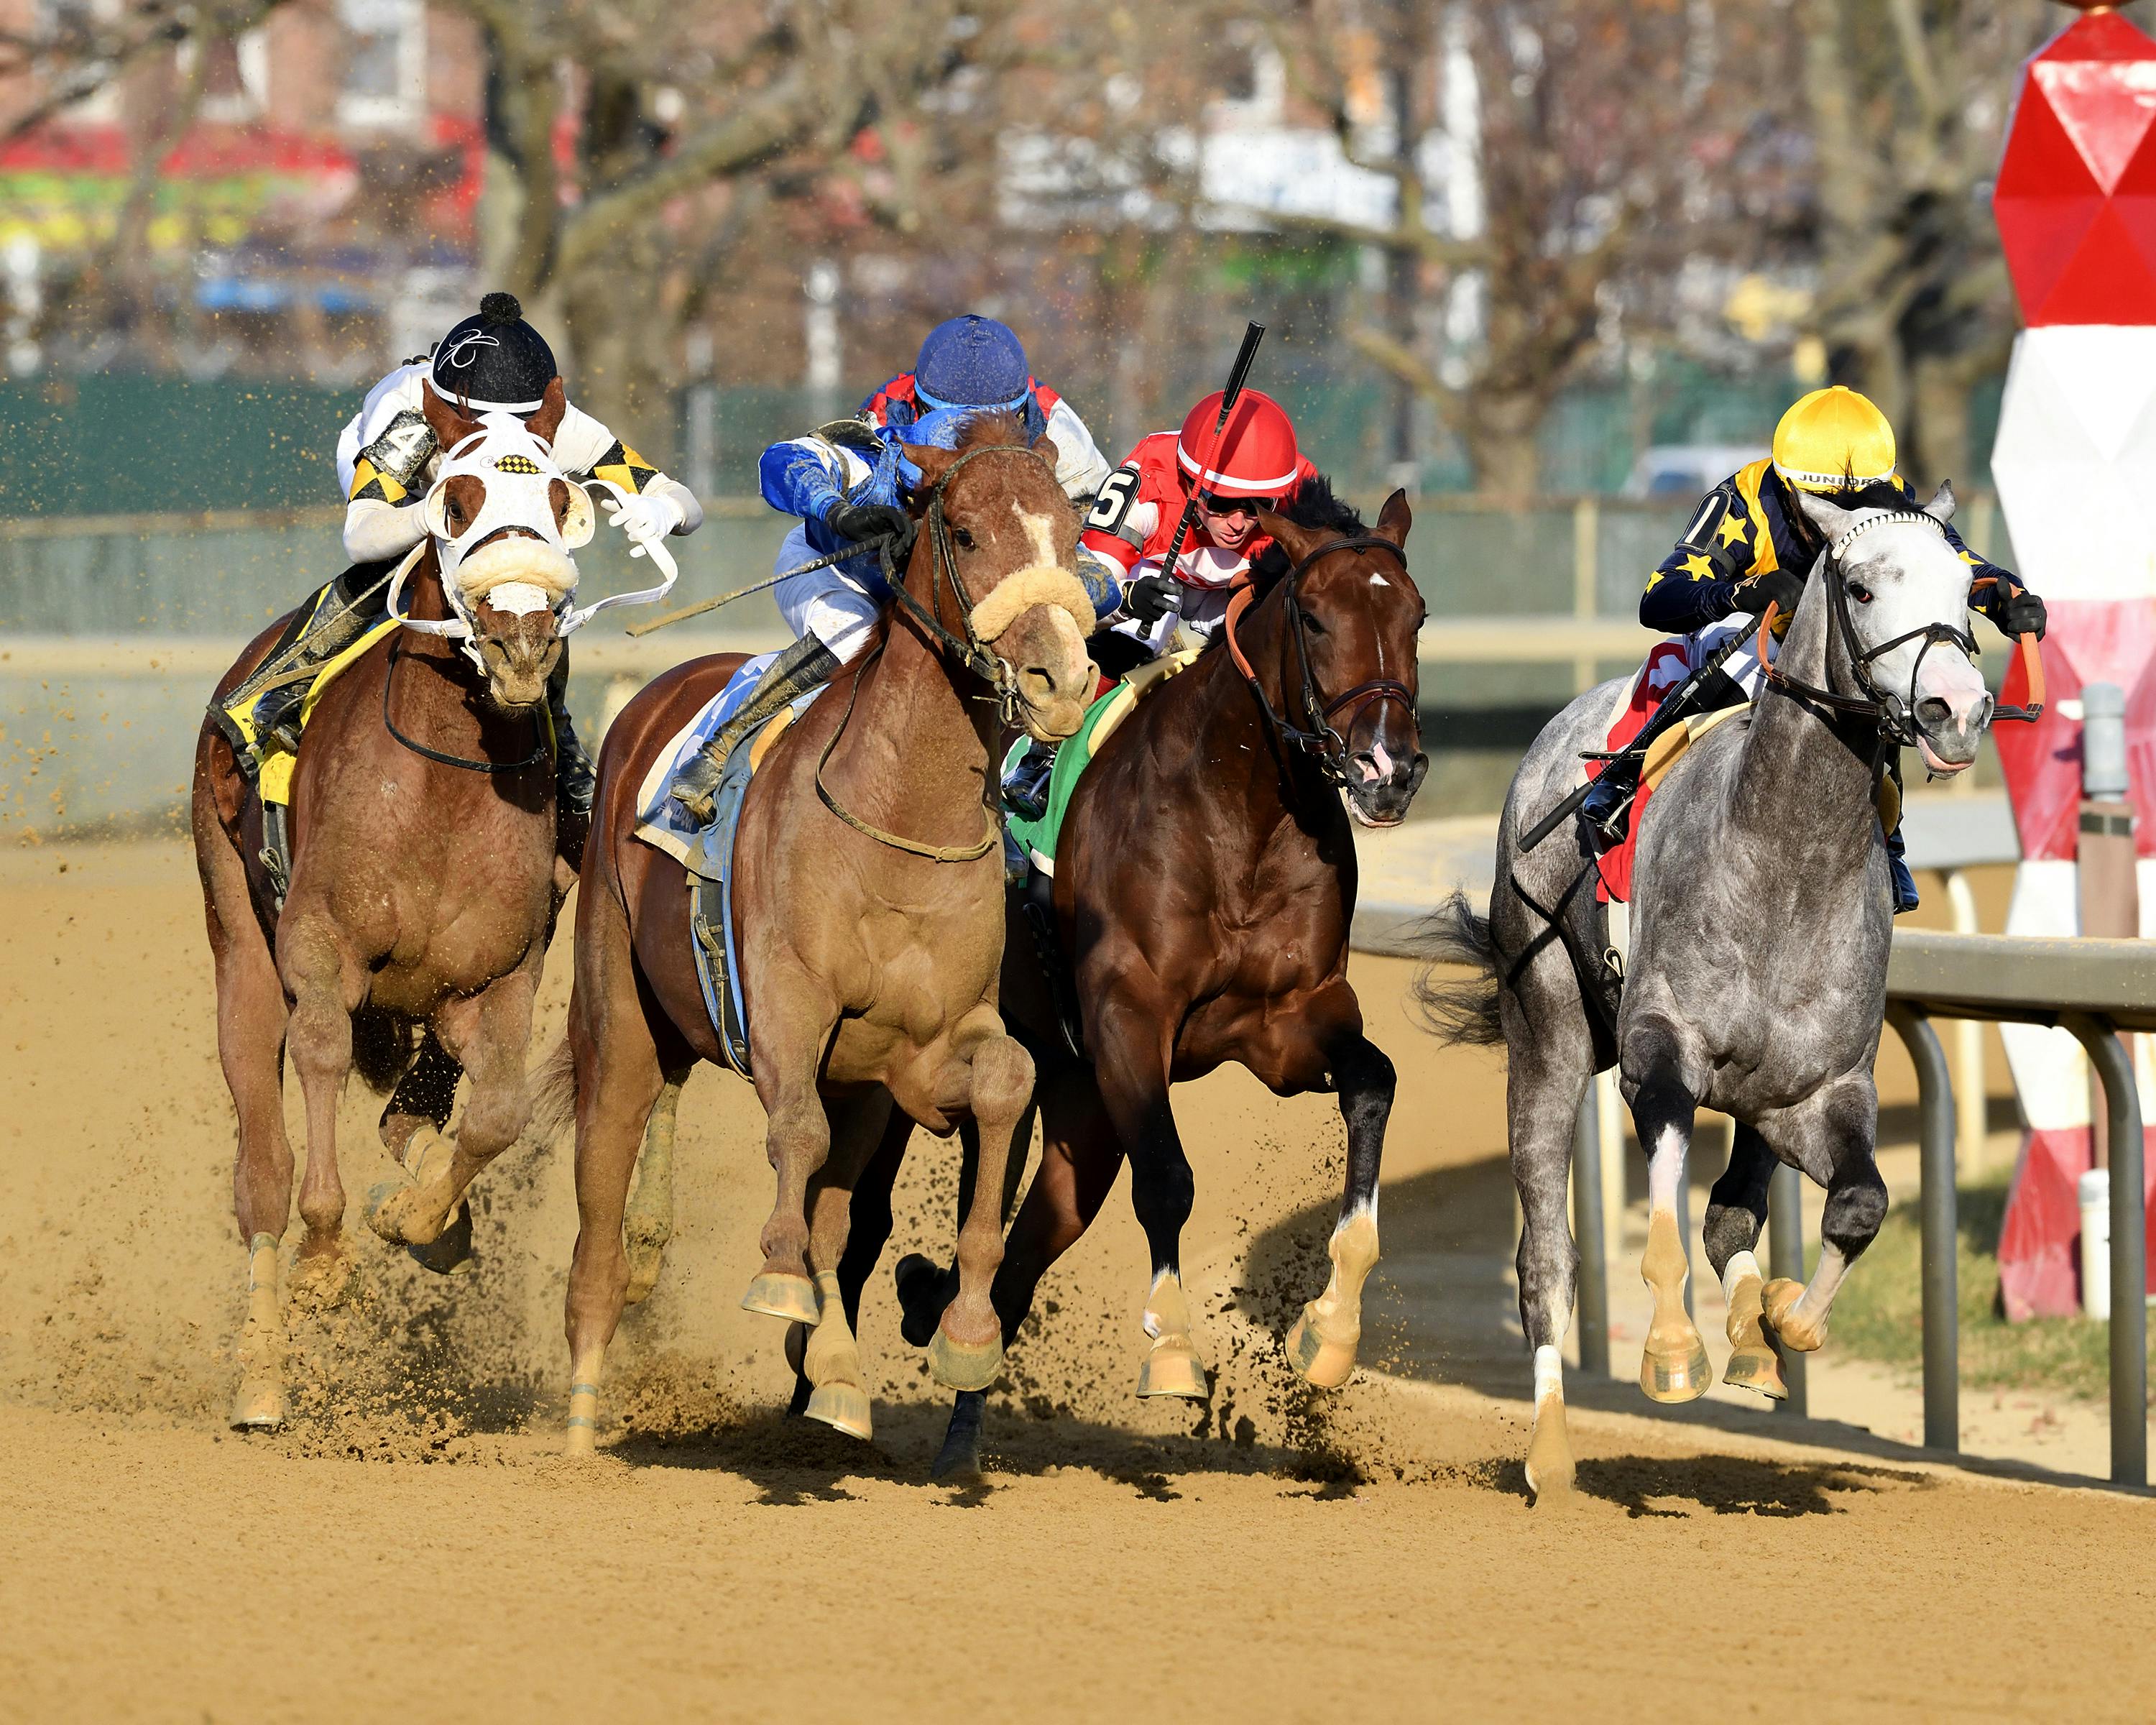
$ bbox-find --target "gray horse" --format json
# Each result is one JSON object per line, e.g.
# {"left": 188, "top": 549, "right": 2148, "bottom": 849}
{"left": 1420, "top": 485, "right": 1996, "bottom": 1504}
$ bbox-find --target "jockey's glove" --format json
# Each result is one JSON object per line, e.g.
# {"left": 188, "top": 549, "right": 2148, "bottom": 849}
{"left": 1738, "top": 566, "right": 1803, "bottom": 620}
{"left": 1999, "top": 586, "right": 2047, "bottom": 640}
{"left": 602, "top": 488, "right": 686, "bottom": 546}
{"left": 1123, "top": 572, "right": 1181, "bottom": 626}
{"left": 826, "top": 500, "right": 913, "bottom": 546}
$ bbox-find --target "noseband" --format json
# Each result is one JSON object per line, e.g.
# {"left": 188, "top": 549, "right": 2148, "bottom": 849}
{"left": 1758, "top": 512, "right": 2044, "bottom": 746}
{"left": 1222, "top": 534, "right": 1417, "bottom": 790}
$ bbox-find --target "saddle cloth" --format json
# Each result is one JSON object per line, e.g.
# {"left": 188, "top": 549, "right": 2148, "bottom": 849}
{"left": 632, "top": 656, "right": 829, "bottom": 1077}
{"left": 1589, "top": 643, "right": 1751, "bottom": 906}
{"left": 1002, "top": 645, "right": 1203, "bottom": 875}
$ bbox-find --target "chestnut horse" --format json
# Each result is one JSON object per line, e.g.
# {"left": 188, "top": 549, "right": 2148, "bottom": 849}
{"left": 194, "top": 384, "right": 594, "bottom": 1430}
{"left": 557, "top": 414, "right": 1098, "bottom": 1453}
{"left": 865, "top": 480, "right": 1427, "bottom": 1476}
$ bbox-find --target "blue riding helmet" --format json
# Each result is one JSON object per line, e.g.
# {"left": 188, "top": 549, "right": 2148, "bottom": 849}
{"left": 915, "top": 315, "right": 1031, "bottom": 413}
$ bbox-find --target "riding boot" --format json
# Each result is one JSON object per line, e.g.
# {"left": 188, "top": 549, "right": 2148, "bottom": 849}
{"left": 670, "top": 633, "right": 842, "bottom": 824}
{"left": 548, "top": 657, "right": 595, "bottom": 875}
{"left": 1003, "top": 738, "right": 1058, "bottom": 821}
{"left": 1580, "top": 666, "right": 1746, "bottom": 843}
{"left": 247, "top": 561, "right": 395, "bottom": 755}
{"left": 1885, "top": 822, "right": 1920, "bottom": 915}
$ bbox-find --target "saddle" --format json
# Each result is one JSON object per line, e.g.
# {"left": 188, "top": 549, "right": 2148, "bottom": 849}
{"left": 632, "top": 658, "right": 826, "bottom": 1078}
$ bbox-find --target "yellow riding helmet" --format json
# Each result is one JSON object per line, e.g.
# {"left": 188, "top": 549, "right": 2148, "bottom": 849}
{"left": 1771, "top": 385, "right": 1897, "bottom": 494}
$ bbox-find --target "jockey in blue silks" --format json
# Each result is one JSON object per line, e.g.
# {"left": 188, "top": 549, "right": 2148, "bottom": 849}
{"left": 669, "top": 315, "right": 1121, "bottom": 820}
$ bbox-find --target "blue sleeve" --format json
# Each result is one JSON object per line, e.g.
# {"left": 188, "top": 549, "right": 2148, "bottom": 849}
{"left": 1942, "top": 522, "right": 2025, "bottom": 626}
{"left": 1074, "top": 546, "right": 1123, "bottom": 624}
{"left": 1639, "top": 477, "right": 1750, "bottom": 634}
{"left": 757, "top": 436, "right": 846, "bottom": 524}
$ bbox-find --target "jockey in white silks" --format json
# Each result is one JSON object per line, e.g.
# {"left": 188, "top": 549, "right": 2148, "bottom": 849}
{"left": 666, "top": 314, "right": 1120, "bottom": 822}
{"left": 254, "top": 292, "right": 704, "bottom": 837}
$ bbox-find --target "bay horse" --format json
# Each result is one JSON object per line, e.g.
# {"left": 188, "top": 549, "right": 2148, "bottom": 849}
{"left": 1419, "top": 484, "right": 2009, "bottom": 1504}
{"left": 851, "top": 480, "right": 1427, "bottom": 1477}
{"left": 194, "top": 382, "right": 604, "bottom": 1430}
{"left": 556, "top": 414, "right": 1099, "bottom": 1454}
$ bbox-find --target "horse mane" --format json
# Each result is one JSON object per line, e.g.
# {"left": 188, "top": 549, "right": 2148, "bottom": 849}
{"left": 1245, "top": 473, "right": 1365, "bottom": 594}
{"left": 952, "top": 409, "right": 1028, "bottom": 453}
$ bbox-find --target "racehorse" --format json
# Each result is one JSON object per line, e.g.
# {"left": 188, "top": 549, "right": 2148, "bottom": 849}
{"left": 1418, "top": 484, "right": 2012, "bottom": 1504}
{"left": 835, "top": 479, "right": 1427, "bottom": 1478}
{"left": 554, "top": 413, "right": 1099, "bottom": 1454}
{"left": 195, "top": 382, "right": 610, "bottom": 1430}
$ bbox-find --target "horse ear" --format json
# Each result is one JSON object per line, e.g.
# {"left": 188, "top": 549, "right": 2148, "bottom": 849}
{"left": 903, "top": 442, "right": 961, "bottom": 507}
{"left": 1796, "top": 490, "right": 1857, "bottom": 543}
{"left": 1374, "top": 487, "right": 1413, "bottom": 546}
{"left": 1922, "top": 479, "right": 1956, "bottom": 525}
{"left": 1033, "top": 434, "right": 1061, "bottom": 481}
{"left": 1255, "top": 505, "right": 1321, "bottom": 565}
{"left": 420, "top": 378, "right": 482, "bottom": 453}
{"left": 525, "top": 375, "right": 566, "bottom": 446}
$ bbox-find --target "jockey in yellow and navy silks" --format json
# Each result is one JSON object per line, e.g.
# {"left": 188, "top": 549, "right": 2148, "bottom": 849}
{"left": 252, "top": 293, "right": 703, "bottom": 843}
{"left": 1580, "top": 385, "right": 2047, "bottom": 914}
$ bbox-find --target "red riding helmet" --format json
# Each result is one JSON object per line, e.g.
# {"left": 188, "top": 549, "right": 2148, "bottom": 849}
{"left": 1176, "top": 387, "right": 1300, "bottom": 498}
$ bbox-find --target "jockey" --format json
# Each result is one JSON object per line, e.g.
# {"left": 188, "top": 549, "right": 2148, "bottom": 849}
{"left": 1577, "top": 384, "right": 2047, "bottom": 914}
{"left": 1079, "top": 385, "right": 1319, "bottom": 658}
{"left": 668, "top": 314, "right": 1118, "bottom": 820}
{"left": 254, "top": 292, "right": 704, "bottom": 834}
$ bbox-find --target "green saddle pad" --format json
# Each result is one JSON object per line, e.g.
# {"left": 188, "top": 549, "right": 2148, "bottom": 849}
{"left": 1003, "top": 680, "right": 1125, "bottom": 873}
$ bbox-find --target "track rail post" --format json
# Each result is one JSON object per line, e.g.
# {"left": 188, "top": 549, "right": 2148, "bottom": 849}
{"left": 1769, "top": 1161, "right": 1809, "bottom": 1417}
{"left": 1889, "top": 1003, "right": 1960, "bottom": 1453}
{"left": 2065, "top": 1013, "right": 2147, "bottom": 1488}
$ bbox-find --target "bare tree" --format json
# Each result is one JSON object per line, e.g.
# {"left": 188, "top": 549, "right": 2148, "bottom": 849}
{"left": 1795, "top": 0, "right": 2050, "bottom": 487}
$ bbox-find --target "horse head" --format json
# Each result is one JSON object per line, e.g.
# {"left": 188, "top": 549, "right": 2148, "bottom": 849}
{"left": 402, "top": 380, "right": 595, "bottom": 711}
{"left": 900, "top": 414, "right": 1097, "bottom": 742}
{"left": 1255, "top": 488, "right": 1429, "bottom": 827}
{"left": 1795, "top": 484, "right": 1993, "bottom": 775}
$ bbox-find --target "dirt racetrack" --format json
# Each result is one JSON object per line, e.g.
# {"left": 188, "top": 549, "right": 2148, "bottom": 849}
{"left": 4, "top": 837, "right": 2154, "bottom": 1723}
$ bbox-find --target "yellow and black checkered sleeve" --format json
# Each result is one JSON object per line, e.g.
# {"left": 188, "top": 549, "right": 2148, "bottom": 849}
{"left": 348, "top": 458, "right": 410, "bottom": 506}
{"left": 590, "top": 440, "right": 660, "bottom": 495}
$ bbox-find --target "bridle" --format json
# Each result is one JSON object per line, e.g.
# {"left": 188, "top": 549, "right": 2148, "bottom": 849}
{"left": 1756, "top": 510, "right": 2045, "bottom": 748}
{"left": 814, "top": 438, "right": 1073, "bottom": 862}
{"left": 1221, "top": 533, "right": 1418, "bottom": 789}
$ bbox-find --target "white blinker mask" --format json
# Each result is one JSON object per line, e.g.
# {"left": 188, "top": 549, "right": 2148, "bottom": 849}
{"left": 390, "top": 415, "right": 681, "bottom": 666}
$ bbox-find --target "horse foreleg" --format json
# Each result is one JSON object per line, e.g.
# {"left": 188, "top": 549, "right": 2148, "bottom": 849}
{"left": 1091, "top": 984, "right": 1207, "bottom": 1402}
{"left": 791, "top": 1101, "right": 911, "bottom": 1416}
{"left": 206, "top": 855, "right": 295, "bottom": 1430}
{"left": 280, "top": 919, "right": 362, "bottom": 1308}
{"left": 787, "top": 1090, "right": 896, "bottom": 1441}
{"left": 379, "top": 1026, "right": 461, "bottom": 1159}
{"left": 367, "top": 966, "right": 539, "bottom": 1266}
{"left": 926, "top": 1031, "right": 1031, "bottom": 1395}
{"left": 1271, "top": 996, "right": 1393, "bottom": 1390}
{"left": 744, "top": 990, "right": 843, "bottom": 1325}
{"left": 1624, "top": 1049, "right": 1712, "bottom": 1404}
{"left": 1756, "top": 1073, "right": 1885, "bottom": 1356}
{"left": 622, "top": 1070, "right": 688, "bottom": 1307}
{"left": 1705, "top": 1122, "right": 1784, "bottom": 1401}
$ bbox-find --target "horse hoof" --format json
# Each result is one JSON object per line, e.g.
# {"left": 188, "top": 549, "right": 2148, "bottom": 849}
{"left": 229, "top": 1373, "right": 287, "bottom": 1432}
{"left": 565, "top": 1420, "right": 596, "bottom": 1458}
{"left": 1723, "top": 1341, "right": 1788, "bottom": 1402}
{"left": 364, "top": 1179, "right": 448, "bottom": 1250}
{"left": 927, "top": 1328, "right": 1003, "bottom": 1393}
{"left": 893, "top": 1253, "right": 950, "bottom": 1348}
{"left": 1524, "top": 1403, "right": 1575, "bottom": 1506}
{"left": 805, "top": 1381, "right": 874, "bottom": 1441}
{"left": 931, "top": 1434, "right": 984, "bottom": 1485}
{"left": 622, "top": 1235, "right": 666, "bottom": 1307}
{"left": 1136, "top": 1340, "right": 1210, "bottom": 1402}
{"left": 287, "top": 1247, "right": 354, "bottom": 1312}
{"left": 1761, "top": 1278, "right": 1825, "bottom": 1352}
{"left": 1638, "top": 1338, "right": 1712, "bottom": 1404}
{"left": 1284, "top": 1309, "right": 1358, "bottom": 1390}
{"left": 740, "top": 1272, "right": 819, "bottom": 1325}
{"left": 405, "top": 1200, "right": 473, "bottom": 1276}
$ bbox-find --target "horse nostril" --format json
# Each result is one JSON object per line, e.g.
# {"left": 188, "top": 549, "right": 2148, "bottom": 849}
{"left": 1915, "top": 696, "right": 1954, "bottom": 730}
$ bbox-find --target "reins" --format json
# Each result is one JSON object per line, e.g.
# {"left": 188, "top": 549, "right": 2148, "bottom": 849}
{"left": 810, "top": 440, "right": 1060, "bottom": 862}
{"left": 1220, "top": 533, "right": 1416, "bottom": 789}
{"left": 382, "top": 633, "right": 551, "bottom": 776}
{"left": 1754, "top": 514, "right": 2045, "bottom": 743}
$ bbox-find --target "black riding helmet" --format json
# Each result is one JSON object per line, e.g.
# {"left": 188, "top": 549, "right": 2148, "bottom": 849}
{"left": 429, "top": 292, "right": 556, "bottom": 415}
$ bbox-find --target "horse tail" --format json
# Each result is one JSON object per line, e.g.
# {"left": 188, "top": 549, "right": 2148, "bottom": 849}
{"left": 523, "top": 1036, "right": 579, "bottom": 1148}
{"left": 1408, "top": 890, "right": 1506, "bottom": 1048}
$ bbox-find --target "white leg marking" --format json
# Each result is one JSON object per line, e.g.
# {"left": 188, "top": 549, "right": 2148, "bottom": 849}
{"left": 1534, "top": 1343, "right": 1564, "bottom": 1404}
{"left": 1794, "top": 1241, "right": 1851, "bottom": 1325}
{"left": 1721, "top": 1248, "right": 1762, "bottom": 1305}
{"left": 1647, "top": 1122, "right": 1688, "bottom": 1216}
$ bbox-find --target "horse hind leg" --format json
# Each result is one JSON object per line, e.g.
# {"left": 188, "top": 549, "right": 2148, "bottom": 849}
{"left": 1507, "top": 1045, "right": 1589, "bottom": 1505}
{"left": 372, "top": 1027, "right": 472, "bottom": 1274}
{"left": 1627, "top": 1059, "right": 1712, "bottom": 1404}
{"left": 622, "top": 1070, "right": 688, "bottom": 1307}
{"left": 1705, "top": 1122, "right": 1784, "bottom": 1402}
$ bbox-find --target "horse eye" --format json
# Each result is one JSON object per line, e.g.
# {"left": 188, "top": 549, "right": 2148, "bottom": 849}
{"left": 1847, "top": 581, "right": 1873, "bottom": 604}
{"left": 954, "top": 527, "right": 976, "bottom": 551}
{"left": 1302, "top": 611, "right": 1325, "bottom": 634}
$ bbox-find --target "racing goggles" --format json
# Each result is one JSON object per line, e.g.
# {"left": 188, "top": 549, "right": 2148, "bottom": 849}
{"left": 1195, "top": 489, "right": 1279, "bottom": 518}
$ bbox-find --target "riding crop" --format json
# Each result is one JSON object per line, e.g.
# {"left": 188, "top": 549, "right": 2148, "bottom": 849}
{"left": 623, "top": 532, "right": 911, "bottom": 638}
